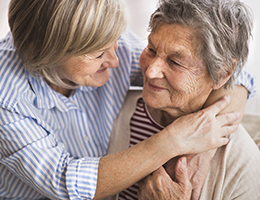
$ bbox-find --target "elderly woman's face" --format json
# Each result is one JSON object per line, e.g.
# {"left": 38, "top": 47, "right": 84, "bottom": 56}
{"left": 57, "top": 41, "right": 119, "bottom": 87}
{"left": 140, "top": 22, "right": 215, "bottom": 117}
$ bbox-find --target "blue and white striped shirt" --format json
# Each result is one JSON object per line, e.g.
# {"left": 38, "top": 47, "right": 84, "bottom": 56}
{"left": 0, "top": 29, "right": 256, "bottom": 200}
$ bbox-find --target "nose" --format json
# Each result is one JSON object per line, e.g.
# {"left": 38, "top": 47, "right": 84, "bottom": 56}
{"left": 103, "top": 41, "right": 119, "bottom": 69}
{"left": 145, "top": 57, "right": 165, "bottom": 79}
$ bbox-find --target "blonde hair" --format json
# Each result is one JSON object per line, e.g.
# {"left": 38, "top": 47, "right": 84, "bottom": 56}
{"left": 9, "top": 0, "right": 127, "bottom": 88}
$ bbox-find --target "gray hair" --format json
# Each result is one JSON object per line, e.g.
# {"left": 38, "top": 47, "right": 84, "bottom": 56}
{"left": 8, "top": 0, "right": 127, "bottom": 88}
{"left": 149, "top": 0, "right": 253, "bottom": 88}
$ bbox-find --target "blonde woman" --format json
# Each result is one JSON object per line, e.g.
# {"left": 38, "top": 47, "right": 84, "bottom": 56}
{"left": 0, "top": 0, "right": 255, "bottom": 199}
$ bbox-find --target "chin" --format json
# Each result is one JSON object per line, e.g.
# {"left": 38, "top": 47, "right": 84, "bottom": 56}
{"left": 95, "top": 77, "right": 110, "bottom": 87}
{"left": 85, "top": 73, "right": 110, "bottom": 87}
{"left": 142, "top": 92, "right": 160, "bottom": 108}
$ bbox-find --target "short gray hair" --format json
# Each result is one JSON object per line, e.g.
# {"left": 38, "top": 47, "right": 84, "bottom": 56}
{"left": 149, "top": 0, "right": 253, "bottom": 88}
{"left": 9, "top": 0, "right": 127, "bottom": 88}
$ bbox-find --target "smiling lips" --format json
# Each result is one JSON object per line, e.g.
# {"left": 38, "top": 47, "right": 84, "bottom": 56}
{"left": 148, "top": 81, "right": 165, "bottom": 91}
{"left": 96, "top": 68, "right": 107, "bottom": 74}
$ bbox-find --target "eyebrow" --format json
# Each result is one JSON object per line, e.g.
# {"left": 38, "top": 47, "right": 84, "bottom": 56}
{"left": 148, "top": 35, "right": 189, "bottom": 62}
{"left": 98, "top": 47, "right": 110, "bottom": 53}
{"left": 170, "top": 50, "right": 187, "bottom": 61}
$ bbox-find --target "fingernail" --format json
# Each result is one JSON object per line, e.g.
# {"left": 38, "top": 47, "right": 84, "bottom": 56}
{"left": 225, "top": 95, "right": 231, "bottom": 102}
{"left": 235, "top": 111, "right": 241, "bottom": 118}
{"left": 234, "top": 124, "right": 238, "bottom": 129}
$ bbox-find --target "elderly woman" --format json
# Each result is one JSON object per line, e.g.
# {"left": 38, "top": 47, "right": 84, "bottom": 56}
{"left": 106, "top": 0, "right": 260, "bottom": 199}
{"left": 0, "top": 0, "right": 256, "bottom": 199}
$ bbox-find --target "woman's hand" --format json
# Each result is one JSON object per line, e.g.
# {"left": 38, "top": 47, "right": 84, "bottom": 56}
{"left": 164, "top": 150, "right": 216, "bottom": 200}
{"left": 185, "top": 150, "right": 216, "bottom": 200}
{"left": 138, "top": 151, "right": 216, "bottom": 200}
{"left": 204, "top": 85, "right": 248, "bottom": 124}
{"left": 138, "top": 157, "right": 192, "bottom": 200}
{"left": 165, "top": 95, "right": 240, "bottom": 156}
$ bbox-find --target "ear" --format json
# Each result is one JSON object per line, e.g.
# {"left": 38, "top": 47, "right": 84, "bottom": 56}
{"left": 212, "top": 59, "right": 237, "bottom": 90}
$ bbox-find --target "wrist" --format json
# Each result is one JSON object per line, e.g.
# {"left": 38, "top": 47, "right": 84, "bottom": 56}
{"left": 156, "top": 126, "right": 182, "bottom": 159}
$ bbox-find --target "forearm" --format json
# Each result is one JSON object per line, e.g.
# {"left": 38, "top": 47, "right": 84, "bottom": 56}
{"left": 94, "top": 131, "right": 174, "bottom": 199}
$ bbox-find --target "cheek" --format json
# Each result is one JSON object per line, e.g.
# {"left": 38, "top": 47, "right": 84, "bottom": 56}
{"left": 75, "top": 61, "right": 101, "bottom": 76}
{"left": 177, "top": 62, "right": 210, "bottom": 94}
{"left": 179, "top": 73, "right": 213, "bottom": 97}
{"left": 61, "top": 59, "right": 82, "bottom": 75}
{"left": 168, "top": 70, "right": 199, "bottom": 95}
{"left": 183, "top": 74, "right": 200, "bottom": 94}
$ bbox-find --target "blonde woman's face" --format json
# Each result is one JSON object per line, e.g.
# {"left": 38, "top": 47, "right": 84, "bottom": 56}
{"left": 57, "top": 40, "right": 119, "bottom": 87}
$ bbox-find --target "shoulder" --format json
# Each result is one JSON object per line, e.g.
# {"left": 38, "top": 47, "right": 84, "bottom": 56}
{"left": 223, "top": 125, "right": 260, "bottom": 198}
{"left": 116, "top": 30, "right": 145, "bottom": 86}
{"left": 121, "top": 89, "right": 143, "bottom": 113}
{"left": 117, "top": 29, "right": 146, "bottom": 59}
{"left": 0, "top": 33, "right": 30, "bottom": 111}
{"left": 214, "top": 125, "right": 260, "bottom": 175}
{"left": 107, "top": 89, "right": 142, "bottom": 154}
{"left": 227, "top": 125, "right": 260, "bottom": 162}
{"left": 205, "top": 125, "right": 260, "bottom": 199}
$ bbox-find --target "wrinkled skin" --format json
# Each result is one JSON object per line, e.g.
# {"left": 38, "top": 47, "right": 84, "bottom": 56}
{"left": 164, "top": 150, "right": 216, "bottom": 200}
{"left": 138, "top": 151, "right": 215, "bottom": 200}
{"left": 138, "top": 157, "right": 192, "bottom": 200}
{"left": 137, "top": 20, "right": 239, "bottom": 200}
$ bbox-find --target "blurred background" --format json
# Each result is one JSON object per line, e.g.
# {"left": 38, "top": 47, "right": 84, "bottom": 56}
{"left": 0, "top": 0, "right": 259, "bottom": 115}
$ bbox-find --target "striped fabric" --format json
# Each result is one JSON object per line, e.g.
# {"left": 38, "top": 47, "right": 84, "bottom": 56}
{"left": 0, "top": 27, "right": 256, "bottom": 200}
{"left": 235, "top": 69, "right": 257, "bottom": 98}
{"left": 0, "top": 30, "right": 145, "bottom": 200}
{"left": 119, "top": 98, "right": 163, "bottom": 200}
{"left": 129, "top": 98, "right": 163, "bottom": 147}
{"left": 118, "top": 72, "right": 257, "bottom": 200}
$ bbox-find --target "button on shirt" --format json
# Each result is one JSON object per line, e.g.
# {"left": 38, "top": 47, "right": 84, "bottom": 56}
{"left": 0, "top": 29, "right": 256, "bottom": 200}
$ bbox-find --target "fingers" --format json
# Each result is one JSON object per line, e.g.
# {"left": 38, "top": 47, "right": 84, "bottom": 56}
{"left": 191, "top": 189, "right": 201, "bottom": 200}
{"left": 221, "top": 124, "right": 238, "bottom": 137}
{"left": 164, "top": 95, "right": 240, "bottom": 157}
{"left": 204, "top": 95, "right": 231, "bottom": 116}
{"left": 216, "top": 112, "right": 240, "bottom": 139}
{"left": 175, "top": 157, "right": 192, "bottom": 197}
{"left": 138, "top": 164, "right": 192, "bottom": 200}
{"left": 137, "top": 167, "right": 172, "bottom": 200}
{"left": 216, "top": 111, "right": 241, "bottom": 126}
{"left": 218, "top": 137, "right": 230, "bottom": 147}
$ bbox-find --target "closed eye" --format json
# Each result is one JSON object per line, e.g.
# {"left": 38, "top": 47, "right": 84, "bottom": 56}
{"left": 148, "top": 48, "right": 156, "bottom": 56}
{"left": 170, "top": 59, "right": 181, "bottom": 66}
{"left": 96, "top": 52, "right": 105, "bottom": 59}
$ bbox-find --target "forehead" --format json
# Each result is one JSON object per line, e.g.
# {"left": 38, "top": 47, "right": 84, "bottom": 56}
{"left": 149, "top": 22, "right": 200, "bottom": 58}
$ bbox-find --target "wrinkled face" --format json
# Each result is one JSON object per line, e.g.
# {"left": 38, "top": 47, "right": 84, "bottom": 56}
{"left": 57, "top": 40, "right": 119, "bottom": 87}
{"left": 140, "top": 22, "right": 214, "bottom": 118}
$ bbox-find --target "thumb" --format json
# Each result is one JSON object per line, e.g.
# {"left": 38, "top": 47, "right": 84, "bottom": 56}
{"left": 175, "top": 157, "right": 192, "bottom": 194}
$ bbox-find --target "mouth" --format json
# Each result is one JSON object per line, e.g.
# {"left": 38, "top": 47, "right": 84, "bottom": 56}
{"left": 148, "top": 81, "right": 166, "bottom": 92}
{"left": 96, "top": 68, "right": 107, "bottom": 74}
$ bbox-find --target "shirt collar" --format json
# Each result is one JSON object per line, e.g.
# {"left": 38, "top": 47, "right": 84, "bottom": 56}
{"left": 27, "top": 72, "right": 80, "bottom": 112}
{"left": 78, "top": 85, "right": 98, "bottom": 92}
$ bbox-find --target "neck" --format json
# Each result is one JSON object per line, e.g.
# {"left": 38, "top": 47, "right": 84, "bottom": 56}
{"left": 47, "top": 81, "right": 73, "bottom": 98}
{"left": 147, "top": 105, "right": 179, "bottom": 127}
